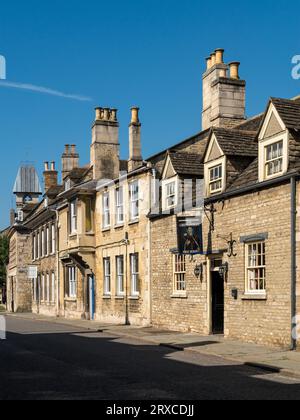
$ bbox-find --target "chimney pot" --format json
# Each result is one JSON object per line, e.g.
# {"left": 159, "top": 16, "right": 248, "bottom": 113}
{"left": 64, "top": 144, "right": 70, "bottom": 154}
{"left": 210, "top": 53, "right": 216, "bottom": 67}
{"left": 229, "top": 62, "right": 240, "bottom": 80}
{"left": 95, "top": 107, "right": 103, "bottom": 121}
{"left": 215, "top": 49, "right": 224, "bottom": 64}
{"left": 131, "top": 107, "right": 140, "bottom": 125}
{"left": 50, "top": 161, "right": 55, "bottom": 171}
{"left": 103, "top": 108, "right": 110, "bottom": 121}
{"left": 44, "top": 162, "right": 49, "bottom": 171}
{"left": 206, "top": 57, "right": 212, "bottom": 70}
{"left": 70, "top": 144, "right": 76, "bottom": 155}
{"left": 110, "top": 109, "right": 118, "bottom": 122}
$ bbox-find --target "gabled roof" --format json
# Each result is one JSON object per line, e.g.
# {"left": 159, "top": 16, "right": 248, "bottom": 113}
{"left": 210, "top": 128, "right": 258, "bottom": 157}
{"left": 234, "top": 114, "right": 264, "bottom": 132}
{"left": 270, "top": 98, "right": 300, "bottom": 130}
{"left": 67, "top": 167, "right": 90, "bottom": 182}
{"left": 227, "top": 158, "right": 258, "bottom": 191}
{"left": 168, "top": 151, "right": 203, "bottom": 177}
{"left": 13, "top": 165, "right": 42, "bottom": 195}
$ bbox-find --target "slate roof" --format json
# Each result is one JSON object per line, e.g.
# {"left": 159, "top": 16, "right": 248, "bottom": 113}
{"left": 235, "top": 114, "right": 264, "bottom": 132}
{"left": 67, "top": 167, "right": 90, "bottom": 181}
{"left": 13, "top": 165, "right": 42, "bottom": 195}
{"left": 271, "top": 98, "right": 300, "bottom": 130}
{"left": 227, "top": 158, "right": 259, "bottom": 191}
{"left": 168, "top": 151, "right": 203, "bottom": 176}
{"left": 212, "top": 128, "right": 258, "bottom": 157}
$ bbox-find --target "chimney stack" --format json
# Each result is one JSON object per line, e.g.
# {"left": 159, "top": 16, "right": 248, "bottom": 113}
{"left": 61, "top": 145, "right": 79, "bottom": 180}
{"left": 91, "top": 107, "right": 120, "bottom": 180}
{"left": 43, "top": 160, "right": 58, "bottom": 192}
{"left": 128, "top": 107, "right": 143, "bottom": 172}
{"left": 202, "top": 49, "right": 246, "bottom": 130}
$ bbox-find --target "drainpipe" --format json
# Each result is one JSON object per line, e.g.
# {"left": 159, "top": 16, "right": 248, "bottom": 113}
{"left": 291, "top": 176, "right": 297, "bottom": 351}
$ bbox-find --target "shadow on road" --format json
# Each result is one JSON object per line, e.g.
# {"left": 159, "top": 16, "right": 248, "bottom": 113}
{"left": 0, "top": 327, "right": 300, "bottom": 400}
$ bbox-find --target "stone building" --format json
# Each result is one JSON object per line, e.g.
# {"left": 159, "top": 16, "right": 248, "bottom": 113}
{"left": 6, "top": 164, "right": 42, "bottom": 313}
{"left": 149, "top": 49, "right": 300, "bottom": 349}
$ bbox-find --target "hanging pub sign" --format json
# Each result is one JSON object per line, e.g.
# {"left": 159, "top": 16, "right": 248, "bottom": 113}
{"left": 177, "top": 216, "right": 203, "bottom": 255}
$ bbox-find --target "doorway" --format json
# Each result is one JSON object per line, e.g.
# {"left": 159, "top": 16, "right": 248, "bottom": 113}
{"left": 88, "top": 275, "right": 95, "bottom": 321}
{"left": 211, "top": 271, "right": 224, "bottom": 334}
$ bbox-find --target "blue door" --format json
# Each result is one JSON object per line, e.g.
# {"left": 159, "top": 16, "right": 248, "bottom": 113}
{"left": 88, "top": 275, "right": 95, "bottom": 321}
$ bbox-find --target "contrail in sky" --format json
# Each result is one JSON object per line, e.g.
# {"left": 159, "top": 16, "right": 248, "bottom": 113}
{"left": 0, "top": 80, "right": 92, "bottom": 102}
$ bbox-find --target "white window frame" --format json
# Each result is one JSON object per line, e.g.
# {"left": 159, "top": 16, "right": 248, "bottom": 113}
{"left": 68, "top": 266, "right": 77, "bottom": 299}
{"left": 51, "top": 224, "right": 56, "bottom": 254}
{"left": 116, "top": 256, "right": 125, "bottom": 296}
{"left": 173, "top": 254, "right": 186, "bottom": 294}
{"left": 209, "top": 164, "right": 223, "bottom": 194}
{"left": 51, "top": 272, "right": 55, "bottom": 303}
{"left": 41, "top": 274, "right": 45, "bottom": 302}
{"left": 115, "top": 187, "right": 124, "bottom": 225}
{"left": 130, "top": 253, "right": 139, "bottom": 297}
{"left": 46, "top": 273, "right": 50, "bottom": 303}
{"left": 104, "top": 258, "right": 111, "bottom": 296}
{"left": 41, "top": 229, "right": 45, "bottom": 257}
{"left": 162, "top": 178, "right": 178, "bottom": 210}
{"left": 259, "top": 132, "right": 288, "bottom": 182}
{"left": 33, "top": 235, "right": 36, "bottom": 261}
{"left": 103, "top": 192, "right": 111, "bottom": 229}
{"left": 70, "top": 200, "right": 78, "bottom": 234}
{"left": 129, "top": 181, "right": 139, "bottom": 221}
{"left": 265, "top": 140, "right": 284, "bottom": 178}
{"left": 205, "top": 157, "right": 226, "bottom": 197}
{"left": 245, "top": 242, "right": 266, "bottom": 295}
{"left": 45, "top": 226, "right": 49, "bottom": 256}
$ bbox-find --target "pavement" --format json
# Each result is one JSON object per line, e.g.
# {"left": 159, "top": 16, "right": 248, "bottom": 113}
{"left": 4, "top": 312, "right": 300, "bottom": 381}
{"left": 1, "top": 314, "right": 300, "bottom": 400}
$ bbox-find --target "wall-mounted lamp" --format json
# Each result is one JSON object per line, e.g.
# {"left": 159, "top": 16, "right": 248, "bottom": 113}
{"left": 194, "top": 264, "right": 203, "bottom": 279}
{"left": 219, "top": 262, "right": 229, "bottom": 279}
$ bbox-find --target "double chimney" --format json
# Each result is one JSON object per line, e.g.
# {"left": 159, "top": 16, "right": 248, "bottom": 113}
{"left": 61, "top": 144, "right": 79, "bottom": 180}
{"left": 91, "top": 106, "right": 143, "bottom": 180}
{"left": 43, "top": 161, "right": 58, "bottom": 192}
{"left": 202, "top": 49, "right": 246, "bottom": 130}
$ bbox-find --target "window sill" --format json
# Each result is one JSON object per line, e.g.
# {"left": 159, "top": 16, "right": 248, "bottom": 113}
{"left": 64, "top": 297, "right": 77, "bottom": 302}
{"left": 103, "top": 295, "right": 112, "bottom": 300}
{"left": 115, "top": 296, "right": 125, "bottom": 300}
{"left": 69, "top": 234, "right": 78, "bottom": 239}
{"left": 242, "top": 293, "right": 267, "bottom": 301}
{"left": 129, "top": 295, "right": 140, "bottom": 300}
{"left": 114, "top": 224, "right": 125, "bottom": 230}
{"left": 171, "top": 292, "right": 188, "bottom": 299}
{"left": 102, "top": 227, "right": 111, "bottom": 233}
{"left": 128, "top": 219, "right": 139, "bottom": 226}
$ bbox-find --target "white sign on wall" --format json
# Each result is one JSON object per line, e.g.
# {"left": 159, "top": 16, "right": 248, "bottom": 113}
{"left": 28, "top": 266, "right": 38, "bottom": 279}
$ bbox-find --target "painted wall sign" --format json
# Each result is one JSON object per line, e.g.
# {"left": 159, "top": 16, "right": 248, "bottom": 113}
{"left": 177, "top": 217, "right": 203, "bottom": 255}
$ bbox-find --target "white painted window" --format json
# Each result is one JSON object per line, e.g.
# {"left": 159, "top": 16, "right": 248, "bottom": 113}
{"left": 51, "top": 272, "right": 55, "bottom": 303}
{"left": 33, "top": 235, "right": 36, "bottom": 260}
{"left": 265, "top": 141, "right": 283, "bottom": 177}
{"left": 103, "top": 192, "right": 111, "bottom": 229}
{"left": 129, "top": 181, "right": 139, "bottom": 221}
{"left": 246, "top": 242, "right": 266, "bottom": 294}
{"left": 104, "top": 258, "right": 111, "bottom": 295}
{"left": 70, "top": 200, "right": 78, "bottom": 234}
{"left": 116, "top": 256, "right": 125, "bottom": 296}
{"left": 45, "top": 227, "right": 49, "bottom": 256}
{"left": 173, "top": 254, "right": 186, "bottom": 293}
{"left": 130, "top": 254, "right": 139, "bottom": 296}
{"left": 33, "top": 278, "right": 37, "bottom": 302}
{"left": 209, "top": 164, "right": 223, "bottom": 194}
{"left": 41, "top": 230, "right": 45, "bottom": 257}
{"left": 116, "top": 187, "right": 124, "bottom": 225}
{"left": 51, "top": 224, "right": 56, "bottom": 254}
{"left": 68, "top": 266, "right": 77, "bottom": 298}
{"left": 37, "top": 232, "right": 40, "bottom": 259}
{"left": 46, "top": 273, "right": 50, "bottom": 303}
{"left": 165, "top": 181, "right": 176, "bottom": 209}
{"left": 41, "top": 274, "right": 45, "bottom": 302}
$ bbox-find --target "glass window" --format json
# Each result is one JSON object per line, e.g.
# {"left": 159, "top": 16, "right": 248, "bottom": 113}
{"left": 129, "top": 181, "right": 139, "bottom": 221}
{"left": 70, "top": 200, "right": 77, "bottom": 234}
{"left": 265, "top": 141, "right": 283, "bottom": 177}
{"left": 246, "top": 242, "right": 266, "bottom": 294}
{"left": 166, "top": 181, "right": 176, "bottom": 208}
{"left": 116, "top": 256, "right": 125, "bottom": 296}
{"left": 85, "top": 198, "right": 93, "bottom": 232}
{"left": 130, "top": 253, "right": 139, "bottom": 296}
{"left": 103, "top": 193, "right": 111, "bottom": 228}
{"left": 116, "top": 187, "right": 124, "bottom": 225}
{"left": 51, "top": 272, "right": 55, "bottom": 303}
{"left": 173, "top": 255, "right": 186, "bottom": 293}
{"left": 209, "top": 164, "right": 223, "bottom": 194}
{"left": 68, "top": 266, "right": 77, "bottom": 298}
{"left": 51, "top": 224, "right": 56, "bottom": 254}
{"left": 104, "top": 258, "right": 111, "bottom": 295}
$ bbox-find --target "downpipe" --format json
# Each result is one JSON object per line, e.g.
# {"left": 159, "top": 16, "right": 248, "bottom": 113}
{"left": 291, "top": 176, "right": 297, "bottom": 351}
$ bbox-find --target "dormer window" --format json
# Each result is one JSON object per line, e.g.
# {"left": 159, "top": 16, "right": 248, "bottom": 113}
{"left": 166, "top": 181, "right": 176, "bottom": 208}
{"left": 265, "top": 141, "right": 283, "bottom": 177}
{"left": 209, "top": 164, "right": 223, "bottom": 194}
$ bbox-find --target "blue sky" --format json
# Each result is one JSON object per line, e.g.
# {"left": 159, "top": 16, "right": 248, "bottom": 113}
{"left": 0, "top": 0, "right": 299, "bottom": 228}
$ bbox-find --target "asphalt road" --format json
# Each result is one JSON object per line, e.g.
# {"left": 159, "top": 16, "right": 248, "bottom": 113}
{"left": 0, "top": 315, "right": 300, "bottom": 400}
